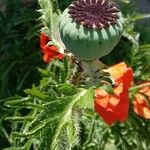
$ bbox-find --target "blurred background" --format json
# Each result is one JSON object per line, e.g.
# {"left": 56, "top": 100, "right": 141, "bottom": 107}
{"left": 0, "top": 0, "right": 43, "bottom": 99}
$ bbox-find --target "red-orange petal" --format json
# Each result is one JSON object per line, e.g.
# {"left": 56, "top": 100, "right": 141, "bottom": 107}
{"left": 42, "top": 45, "right": 58, "bottom": 54}
{"left": 55, "top": 53, "right": 64, "bottom": 60}
{"left": 43, "top": 53, "right": 52, "bottom": 64}
{"left": 94, "top": 62, "right": 132, "bottom": 125}
{"left": 105, "top": 62, "right": 133, "bottom": 89}
{"left": 95, "top": 88, "right": 109, "bottom": 98}
{"left": 94, "top": 83, "right": 129, "bottom": 125}
{"left": 133, "top": 81, "right": 150, "bottom": 119}
{"left": 133, "top": 95, "right": 150, "bottom": 119}
{"left": 40, "top": 32, "right": 51, "bottom": 48}
{"left": 105, "top": 62, "right": 127, "bottom": 79}
{"left": 94, "top": 100, "right": 118, "bottom": 125}
{"left": 139, "top": 83, "right": 150, "bottom": 98}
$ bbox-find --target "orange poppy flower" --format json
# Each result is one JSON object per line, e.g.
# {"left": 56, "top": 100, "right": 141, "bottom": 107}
{"left": 94, "top": 62, "right": 133, "bottom": 125}
{"left": 40, "top": 33, "right": 64, "bottom": 63}
{"left": 133, "top": 82, "right": 150, "bottom": 119}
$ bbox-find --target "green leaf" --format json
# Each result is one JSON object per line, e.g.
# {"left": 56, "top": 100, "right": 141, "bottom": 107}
{"left": 4, "top": 97, "right": 32, "bottom": 106}
{"left": 26, "top": 89, "right": 87, "bottom": 150}
{"left": 24, "top": 86, "right": 49, "bottom": 101}
{"left": 78, "top": 87, "right": 95, "bottom": 109}
{"left": 38, "top": 0, "right": 53, "bottom": 33}
{"left": 50, "top": 60, "right": 64, "bottom": 69}
{"left": 50, "top": 90, "right": 87, "bottom": 150}
{"left": 37, "top": 68, "right": 50, "bottom": 77}
{"left": 57, "top": 83, "right": 79, "bottom": 96}
{"left": 60, "top": 58, "right": 72, "bottom": 83}
{"left": 0, "top": 96, "right": 21, "bottom": 104}
{"left": 66, "top": 119, "right": 78, "bottom": 147}
{"left": 63, "top": 57, "right": 71, "bottom": 81}
{"left": 5, "top": 116, "right": 33, "bottom": 122}
{"left": 23, "top": 139, "right": 34, "bottom": 150}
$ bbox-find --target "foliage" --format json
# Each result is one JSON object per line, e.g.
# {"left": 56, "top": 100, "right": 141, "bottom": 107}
{"left": 0, "top": 0, "right": 43, "bottom": 148}
{"left": 1, "top": 58, "right": 150, "bottom": 150}
{"left": 0, "top": 0, "right": 42, "bottom": 98}
{"left": 0, "top": 0, "right": 150, "bottom": 150}
{"left": 1, "top": 58, "right": 95, "bottom": 150}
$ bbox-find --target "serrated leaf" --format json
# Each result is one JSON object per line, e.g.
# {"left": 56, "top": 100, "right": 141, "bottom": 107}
{"left": 66, "top": 120, "right": 78, "bottom": 146}
{"left": 57, "top": 83, "right": 79, "bottom": 96}
{"left": 35, "top": 89, "right": 87, "bottom": 150}
{"left": 78, "top": 87, "right": 95, "bottom": 109}
{"left": 38, "top": 0, "right": 53, "bottom": 33}
{"left": 12, "top": 90, "right": 86, "bottom": 149}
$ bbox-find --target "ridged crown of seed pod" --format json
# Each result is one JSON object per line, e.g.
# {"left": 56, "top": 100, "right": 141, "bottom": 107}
{"left": 59, "top": 0, "right": 124, "bottom": 60}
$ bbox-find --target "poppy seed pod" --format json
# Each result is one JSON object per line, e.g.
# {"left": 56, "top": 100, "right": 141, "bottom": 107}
{"left": 59, "top": 0, "right": 124, "bottom": 61}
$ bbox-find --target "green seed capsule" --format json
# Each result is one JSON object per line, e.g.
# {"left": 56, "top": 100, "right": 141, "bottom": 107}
{"left": 59, "top": 0, "right": 124, "bottom": 61}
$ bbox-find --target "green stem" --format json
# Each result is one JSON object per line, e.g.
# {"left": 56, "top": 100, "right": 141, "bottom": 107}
{"left": 130, "top": 82, "right": 150, "bottom": 91}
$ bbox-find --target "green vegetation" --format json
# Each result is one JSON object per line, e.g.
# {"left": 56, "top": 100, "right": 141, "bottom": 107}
{"left": 0, "top": 0, "right": 150, "bottom": 149}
